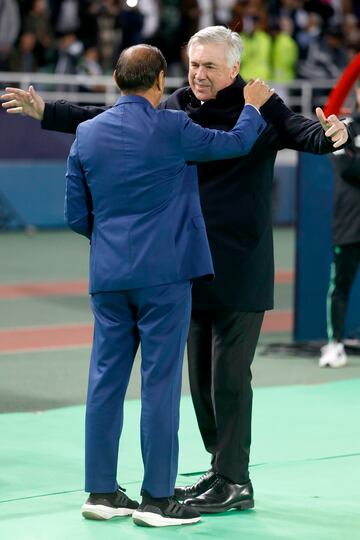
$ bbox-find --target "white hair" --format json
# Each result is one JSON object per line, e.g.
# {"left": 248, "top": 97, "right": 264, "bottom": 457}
{"left": 187, "top": 26, "right": 244, "bottom": 67}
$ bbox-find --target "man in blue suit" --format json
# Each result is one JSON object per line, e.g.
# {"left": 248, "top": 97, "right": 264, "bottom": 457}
{"left": 65, "top": 44, "right": 271, "bottom": 527}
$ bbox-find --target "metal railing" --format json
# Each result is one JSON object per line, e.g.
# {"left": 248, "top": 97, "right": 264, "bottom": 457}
{"left": 0, "top": 72, "right": 339, "bottom": 115}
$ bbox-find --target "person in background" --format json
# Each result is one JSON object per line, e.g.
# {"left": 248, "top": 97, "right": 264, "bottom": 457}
{"left": 0, "top": 0, "right": 21, "bottom": 70}
{"left": 77, "top": 47, "right": 105, "bottom": 94}
{"left": 235, "top": 0, "right": 272, "bottom": 81}
{"left": 319, "top": 88, "right": 360, "bottom": 368}
{"left": 9, "top": 32, "right": 38, "bottom": 72}
{"left": 298, "top": 25, "right": 349, "bottom": 81}
{"left": 271, "top": 15, "right": 298, "bottom": 101}
{"left": 54, "top": 32, "right": 84, "bottom": 91}
{"left": 23, "top": 0, "right": 55, "bottom": 70}
{"left": 271, "top": 15, "right": 298, "bottom": 83}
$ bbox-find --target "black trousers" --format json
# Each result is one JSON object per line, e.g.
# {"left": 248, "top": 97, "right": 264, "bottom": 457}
{"left": 187, "top": 310, "right": 264, "bottom": 484}
{"left": 328, "top": 243, "right": 360, "bottom": 342}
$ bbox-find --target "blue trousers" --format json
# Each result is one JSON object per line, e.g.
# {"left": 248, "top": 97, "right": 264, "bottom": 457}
{"left": 85, "top": 281, "right": 192, "bottom": 497}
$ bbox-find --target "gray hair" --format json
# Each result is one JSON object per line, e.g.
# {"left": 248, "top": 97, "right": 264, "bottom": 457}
{"left": 187, "top": 26, "right": 243, "bottom": 67}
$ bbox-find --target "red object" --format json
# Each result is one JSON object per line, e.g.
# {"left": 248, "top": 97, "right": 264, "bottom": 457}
{"left": 324, "top": 53, "right": 360, "bottom": 117}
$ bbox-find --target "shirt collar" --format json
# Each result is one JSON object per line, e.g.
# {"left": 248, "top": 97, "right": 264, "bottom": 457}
{"left": 114, "top": 95, "right": 154, "bottom": 108}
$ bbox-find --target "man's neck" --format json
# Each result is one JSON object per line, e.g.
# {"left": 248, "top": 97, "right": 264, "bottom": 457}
{"left": 121, "top": 90, "right": 159, "bottom": 108}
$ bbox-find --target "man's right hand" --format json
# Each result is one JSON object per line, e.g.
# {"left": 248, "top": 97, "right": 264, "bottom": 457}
{"left": 244, "top": 79, "right": 274, "bottom": 109}
{"left": 1, "top": 85, "right": 45, "bottom": 120}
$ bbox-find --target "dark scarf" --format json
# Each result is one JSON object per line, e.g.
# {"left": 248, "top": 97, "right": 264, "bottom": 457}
{"left": 180, "top": 76, "right": 247, "bottom": 131}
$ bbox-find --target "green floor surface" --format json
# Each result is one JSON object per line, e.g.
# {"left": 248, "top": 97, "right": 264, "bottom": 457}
{"left": 1, "top": 380, "right": 359, "bottom": 539}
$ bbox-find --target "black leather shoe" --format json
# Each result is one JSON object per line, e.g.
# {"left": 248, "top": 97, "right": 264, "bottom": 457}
{"left": 184, "top": 476, "right": 254, "bottom": 513}
{"left": 174, "top": 470, "right": 217, "bottom": 500}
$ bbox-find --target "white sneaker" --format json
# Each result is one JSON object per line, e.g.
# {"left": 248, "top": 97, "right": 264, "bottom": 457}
{"left": 133, "top": 495, "right": 201, "bottom": 527}
{"left": 319, "top": 342, "right": 347, "bottom": 368}
{"left": 81, "top": 488, "right": 139, "bottom": 520}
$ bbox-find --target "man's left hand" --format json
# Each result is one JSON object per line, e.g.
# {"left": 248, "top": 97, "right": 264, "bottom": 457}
{"left": 316, "top": 107, "right": 349, "bottom": 148}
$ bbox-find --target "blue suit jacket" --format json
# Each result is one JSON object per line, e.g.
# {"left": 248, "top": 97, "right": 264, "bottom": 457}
{"left": 65, "top": 95, "right": 266, "bottom": 293}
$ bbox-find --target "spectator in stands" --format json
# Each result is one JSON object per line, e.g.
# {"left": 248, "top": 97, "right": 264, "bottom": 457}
{"left": 298, "top": 25, "right": 349, "bottom": 80}
{"left": 295, "top": 11, "right": 322, "bottom": 59}
{"left": 319, "top": 88, "right": 360, "bottom": 368}
{"left": 49, "top": 0, "right": 81, "bottom": 35}
{"left": 78, "top": 46, "right": 105, "bottom": 93}
{"left": 343, "top": 13, "right": 360, "bottom": 56}
{"left": 2, "top": 0, "right": 360, "bottom": 77}
{"left": 87, "top": 1, "right": 122, "bottom": 72}
{"left": 116, "top": 3, "right": 144, "bottom": 50}
{"left": 278, "top": 0, "right": 309, "bottom": 42}
{"left": 9, "top": 32, "right": 38, "bottom": 72}
{"left": 78, "top": 46, "right": 103, "bottom": 77}
{"left": 77, "top": 1, "right": 100, "bottom": 49}
{"left": 271, "top": 16, "right": 298, "bottom": 82}
{"left": 154, "top": 0, "right": 200, "bottom": 75}
{"left": 138, "top": 0, "right": 159, "bottom": 42}
{"left": 23, "top": 0, "right": 55, "bottom": 70}
{"left": 54, "top": 32, "right": 84, "bottom": 90}
{"left": 0, "top": 0, "right": 21, "bottom": 70}
{"left": 271, "top": 16, "right": 298, "bottom": 101}
{"left": 235, "top": 0, "right": 272, "bottom": 81}
{"left": 24, "top": 0, "right": 53, "bottom": 46}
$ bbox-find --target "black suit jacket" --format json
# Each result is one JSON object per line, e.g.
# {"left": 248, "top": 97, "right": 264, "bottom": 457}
{"left": 42, "top": 77, "right": 335, "bottom": 310}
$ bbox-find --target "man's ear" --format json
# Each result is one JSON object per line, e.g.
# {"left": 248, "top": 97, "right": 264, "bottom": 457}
{"left": 231, "top": 62, "right": 240, "bottom": 79}
{"left": 156, "top": 70, "right": 165, "bottom": 91}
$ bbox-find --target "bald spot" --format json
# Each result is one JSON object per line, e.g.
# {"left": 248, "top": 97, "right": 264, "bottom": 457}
{"left": 115, "top": 44, "right": 167, "bottom": 92}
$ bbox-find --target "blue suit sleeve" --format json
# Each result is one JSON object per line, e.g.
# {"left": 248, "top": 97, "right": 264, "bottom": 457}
{"left": 65, "top": 137, "right": 93, "bottom": 240}
{"left": 180, "top": 104, "right": 266, "bottom": 162}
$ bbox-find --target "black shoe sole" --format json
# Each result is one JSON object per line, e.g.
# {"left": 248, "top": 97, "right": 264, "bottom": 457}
{"left": 188, "top": 498, "right": 254, "bottom": 514}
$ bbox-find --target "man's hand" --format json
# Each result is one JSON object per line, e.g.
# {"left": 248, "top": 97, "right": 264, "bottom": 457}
{"left": 1, "top": 85, "right": 45, "bottom": 121}
{"left": 316, "top": 107, "right": 348, "bottom": 148}
{"left": 244, "top": 79, "right": 275, "bottom": 109}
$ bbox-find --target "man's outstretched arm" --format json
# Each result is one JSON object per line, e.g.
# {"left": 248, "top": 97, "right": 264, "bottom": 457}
{"left": 1, "top": 86, "right": 107, "bottom": 134}
{"left": 259, "top": 93, "right": 349, "bottom": 153}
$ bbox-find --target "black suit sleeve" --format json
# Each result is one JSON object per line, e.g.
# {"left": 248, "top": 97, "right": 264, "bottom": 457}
{"left": 41, "top": 101, "right": 109, "bottom": 134}
{"left": 260, "top": 94, "right": 337, "bottom": 154}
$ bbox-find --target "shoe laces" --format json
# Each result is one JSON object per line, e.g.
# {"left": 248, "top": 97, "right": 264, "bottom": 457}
{"left": 195, "top": 470, "right": 212, "bottom": 486}
{"left": 115, "top": 485, "right": 130, "bottom": 504}
{"left": 180, "top": 470, "right": 214, "bottom": 497}
{"left": 211, "top": 475, "right": 227, "bottom": 492}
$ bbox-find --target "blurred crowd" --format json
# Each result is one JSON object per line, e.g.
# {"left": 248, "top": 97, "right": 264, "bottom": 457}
{"left": 0, "top": 0, "right": 359, "bottom": 84}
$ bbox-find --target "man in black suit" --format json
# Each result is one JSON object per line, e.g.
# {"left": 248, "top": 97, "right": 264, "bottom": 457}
{"left": 1, "top": 26, "right": 349, "bottom": 514}
{"left": 319, "top": 88, "right": 360, "bottom": 369}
